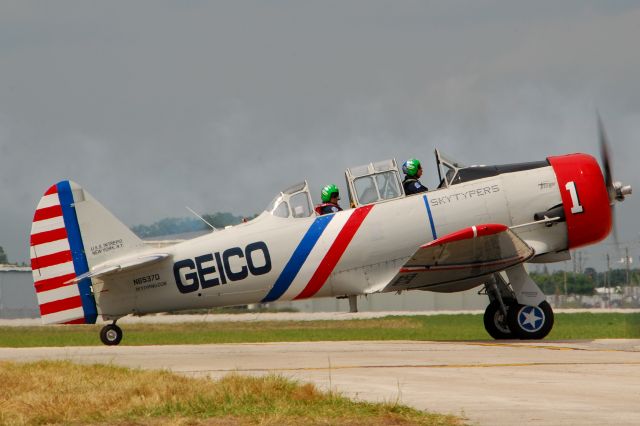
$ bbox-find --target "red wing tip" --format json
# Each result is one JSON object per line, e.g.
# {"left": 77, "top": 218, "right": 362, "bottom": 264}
{"left": 422, "top": 224, "right": 508, "bottom": 248}
{"left": 476, "top": 223, "right": 508, "bottom": 234}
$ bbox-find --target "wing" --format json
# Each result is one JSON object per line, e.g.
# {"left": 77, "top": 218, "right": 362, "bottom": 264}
{"left": 382, "top": 223, "right": 534, "bottom": 292}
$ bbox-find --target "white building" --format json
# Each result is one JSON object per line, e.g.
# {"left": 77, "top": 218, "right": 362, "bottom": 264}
{"left": 0, "top": 265, "right": 38, "bottom": 319}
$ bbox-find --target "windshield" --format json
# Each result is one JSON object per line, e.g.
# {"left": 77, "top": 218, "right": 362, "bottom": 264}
{"left": 435, "top": 149, "right": 466, "bottom": 188}
{"left": 265, "top": 181, "right": 314, "bottom": 219}
{"left": 352, "top": 170, "right": 402, "bottom": 205}
{"left": 345, "top": 159, "right": 403, "bottom": 206}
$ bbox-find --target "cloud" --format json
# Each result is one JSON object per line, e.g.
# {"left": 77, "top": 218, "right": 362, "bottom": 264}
{"left": 1, "top": 1, "right": 639, "bottom": 268}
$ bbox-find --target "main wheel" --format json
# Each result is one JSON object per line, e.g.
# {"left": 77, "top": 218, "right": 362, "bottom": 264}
{"left": 483, "top": 300, "right": 514, "bottom": 339}
{"left": 100, "top": 324, "right": 123, "bottom": 346}
{"left": 507, "top": 300, "right": 554, "bottom": 340}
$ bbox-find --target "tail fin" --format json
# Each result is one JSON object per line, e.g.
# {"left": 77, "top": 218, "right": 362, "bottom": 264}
{"left": 30, "top": 180, "right": 144, "bottom": 324}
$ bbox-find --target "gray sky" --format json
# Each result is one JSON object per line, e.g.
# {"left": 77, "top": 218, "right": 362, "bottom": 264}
{"left": 1, "top": 1, "right": 639, "bottom": 270}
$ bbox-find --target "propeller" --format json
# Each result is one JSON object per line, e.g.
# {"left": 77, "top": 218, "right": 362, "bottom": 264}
{"left": 597, "top": 112, "right": 632, "bottom": 246}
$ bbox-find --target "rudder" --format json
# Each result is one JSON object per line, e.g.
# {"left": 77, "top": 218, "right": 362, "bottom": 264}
{"left": 30, "top": 180, "right": 144, "bottom": 324}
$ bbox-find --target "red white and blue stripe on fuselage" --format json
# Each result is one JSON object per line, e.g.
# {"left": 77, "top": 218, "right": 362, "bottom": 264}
{"left": 262, "top": 204, "right": 373, "bottom": 302}
{"left": 30, "top": 181, "right": 97, "bottom": 324}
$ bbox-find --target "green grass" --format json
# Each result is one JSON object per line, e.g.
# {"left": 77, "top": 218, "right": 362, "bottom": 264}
{"left": 1, "top": 313, "right": 638, "bottom": 347}
{"left": 0, "top": 360, "right": 463, "bottom": 425}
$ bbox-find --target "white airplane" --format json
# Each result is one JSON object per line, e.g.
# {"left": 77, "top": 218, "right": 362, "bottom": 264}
{"left": 29, "top": 125, "right": 631, "bottom": 345}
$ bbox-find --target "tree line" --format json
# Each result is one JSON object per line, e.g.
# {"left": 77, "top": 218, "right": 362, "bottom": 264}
{"left": 131, "top": 212, "right": 253, "bottom": 238}
{"left": 531, "top": 268, "right": 640, "bottom": 295}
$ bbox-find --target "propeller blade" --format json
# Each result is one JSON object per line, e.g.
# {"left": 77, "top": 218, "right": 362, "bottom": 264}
{"left": 597, "top": 112, "right": 615, "bottom": 203}
{"left": 611, "top": 205, "right": 620, "bottom": 248}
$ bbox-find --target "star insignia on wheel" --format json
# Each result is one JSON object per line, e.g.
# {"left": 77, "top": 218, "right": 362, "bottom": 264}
{"left": 519, "top": 307, "right": 543, "bottom": 331}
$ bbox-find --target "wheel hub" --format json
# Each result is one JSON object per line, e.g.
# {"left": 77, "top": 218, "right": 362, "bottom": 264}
{"left": 517, "top": 305, "right": 545, "bottom": 332}
{"left": 493, "top": 311, "right": 510, "bottom": 334}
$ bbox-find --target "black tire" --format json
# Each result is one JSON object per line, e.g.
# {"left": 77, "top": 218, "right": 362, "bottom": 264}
{"left": 507, "top": 300, "right": 554, "bottom": 340}
{"left": 100, "top": 324, "right": 123, "bottom": 346}
{"left": 483, "top": 300, "right": 514, "bottom": 339}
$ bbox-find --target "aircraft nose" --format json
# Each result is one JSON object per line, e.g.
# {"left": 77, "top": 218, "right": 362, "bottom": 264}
{"left": 547, "top": 153, "right": 612, "bottom": 250}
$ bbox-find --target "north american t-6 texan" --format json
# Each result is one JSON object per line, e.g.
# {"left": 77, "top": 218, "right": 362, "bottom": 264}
{"left": 29, "top": 119, "right": 632, "bottom": 345}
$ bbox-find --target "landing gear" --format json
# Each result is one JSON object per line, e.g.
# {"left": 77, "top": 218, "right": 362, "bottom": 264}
{"left": 483, "top": 299, "right": 514, "bottom": 339}
{"left": 482, "top": 271, "right": 555, "bottom": 340}
{"left": 100, "top": 323, "right": 123, "bottom": 346}
{"left": 507, "top": 301, "right": 554, "bottom": 340}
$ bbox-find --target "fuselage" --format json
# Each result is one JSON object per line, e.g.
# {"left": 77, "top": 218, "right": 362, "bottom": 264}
{"left": 93, "top": 154, "right": 610, "bottom": 319}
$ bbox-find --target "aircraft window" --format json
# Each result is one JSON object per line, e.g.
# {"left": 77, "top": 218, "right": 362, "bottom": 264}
{"left": 272, "top": 200, "right": 289, "bottom": 218}
{"left": 372, "top": 159, "right": 395, "bottom": 173}
{"left": 349, "top": 164, "right": 371, "bottom": 178}
{"left": 345, "top": 159, "right": 403, "bottom": 206}
{"left": 283, "top": 182, "right": 306, "bottom": 195}
{"left": 445, "top": 167, "right": 456, "bottom": 183}
{"left": 266, "top": 181, "right": 314, "bottom": 218}
{"left": 289, "top": 192, "right": 312, "bottom": 218}
{"left": 265, "top": 194, "right": 282, "bottom": 213}
{"left": 375, "top": 171, "right": 401, "bottom": 200}
{"left": 354, "top": 176, "right": 379, "bottom": 204}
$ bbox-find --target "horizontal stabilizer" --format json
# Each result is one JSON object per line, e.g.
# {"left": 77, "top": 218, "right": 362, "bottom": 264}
{"left": 65, "top": 253, "right": 171, "bottom": 284}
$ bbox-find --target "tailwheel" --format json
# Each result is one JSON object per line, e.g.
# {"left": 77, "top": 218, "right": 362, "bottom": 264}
{"left": 483, "top": 299, "right": 514, "bottom": 339}
{"left": 100, "top": 323, "right": 123, "bottom": 346}
{"left": 507, "top": 300, "right": 554, "bottom": 340}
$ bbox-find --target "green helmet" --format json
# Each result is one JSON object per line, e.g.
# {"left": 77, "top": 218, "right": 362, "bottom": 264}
{"left": 402, "top": 158, "right": 421, "bottom": 177}
{"left": 321, "top": 184, "right": 339, "bottom": 202}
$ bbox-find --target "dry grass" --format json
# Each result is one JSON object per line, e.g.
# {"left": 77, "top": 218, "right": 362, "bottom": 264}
{"left": 0, "top": 361, "right": 463, "bottom": 426}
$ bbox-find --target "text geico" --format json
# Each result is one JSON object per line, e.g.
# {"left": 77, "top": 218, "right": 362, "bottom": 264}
{"left": 173, "top": 241, "right": 271, "bottom": 293}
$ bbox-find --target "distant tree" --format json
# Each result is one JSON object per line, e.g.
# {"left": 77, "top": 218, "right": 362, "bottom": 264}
{"left": 584, "top": 267, "right": 597, "bottom": 281}
{"left": 596, "top": 268, "right": 640, "bottom": 287}
{"left": 201, "top": 212, "right": 244, "bottom": 229}
{"left": 567, "top": 272, "right": 595, "bottom": 295}
{"left": 131, "top": 212, "right": 250, "bottom": 238}
{"left": 531, "top": 271, "right": 595, "bottom": 295}
{"left": 131, "top": 217, "right": 203, "bottom": 238}
{"left": 530, "top": 272, "right": 558, "bottom": 295}
{"left": 0, "top": 246, "right": 7, "bottom": 263}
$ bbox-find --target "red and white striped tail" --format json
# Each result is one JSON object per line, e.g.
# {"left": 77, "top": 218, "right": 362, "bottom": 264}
{"left": 30, "top": 181, "right": 97, "bottom": 324}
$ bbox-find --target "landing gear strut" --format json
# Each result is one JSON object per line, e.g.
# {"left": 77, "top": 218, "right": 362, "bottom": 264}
{"left": 483, "top": 275, "right": 515, "bottom": 339}
{"left": 100, "top": 322, "right": 123, "bottom": 346}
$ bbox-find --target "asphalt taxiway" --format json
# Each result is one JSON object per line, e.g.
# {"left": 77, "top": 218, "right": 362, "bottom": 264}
{"left": 1, "top": 339, "right": 639, "bottom": 425}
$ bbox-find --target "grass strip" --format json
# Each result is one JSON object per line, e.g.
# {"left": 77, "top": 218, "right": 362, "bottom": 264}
{"left": 0, "top": 360, "right": 463, "bottom": 425}
{"left": 0, "top": 313, "right": 638, "bottom": 347}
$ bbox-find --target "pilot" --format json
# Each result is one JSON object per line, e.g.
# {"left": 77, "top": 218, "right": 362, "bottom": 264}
{"left": 402, "top": 158, "right": 428, "bottom": 195}
{"left": 315, "top": 184, "right": 343, "bottom": 215}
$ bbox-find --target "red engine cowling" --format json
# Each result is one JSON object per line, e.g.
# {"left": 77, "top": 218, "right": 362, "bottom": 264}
{"left": 548, "top": 154, "right": 612, "bottom": 249}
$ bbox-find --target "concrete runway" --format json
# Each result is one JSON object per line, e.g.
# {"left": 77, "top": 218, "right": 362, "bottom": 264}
{"left": 1, "top": 340, "right": 639, "bottom": 425}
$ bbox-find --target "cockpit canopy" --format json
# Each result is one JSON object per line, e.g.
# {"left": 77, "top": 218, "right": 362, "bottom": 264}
{"left": 265, "top": 150, "right": 550, "bottom": 216}
{"left": 345, "top": 159, "right": 404, "bottom": 206}
{"left": 265, "top": 181, "right": 315, "bottom": 219}
{"left": 435, "top": 149, "right": 549, "bottom": 187}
